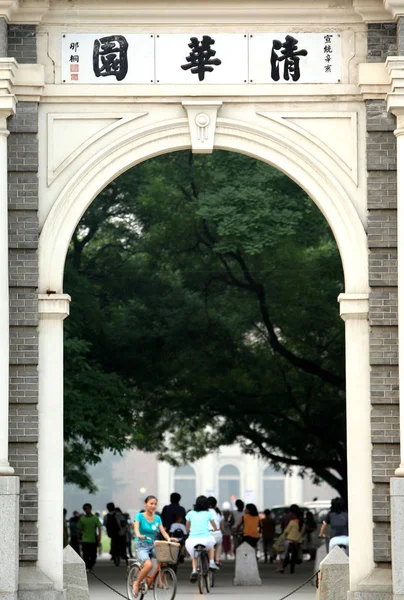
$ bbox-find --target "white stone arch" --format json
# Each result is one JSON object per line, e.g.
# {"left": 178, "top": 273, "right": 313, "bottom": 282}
{"left": 37, "top": 114, "right": 373, "bottom": 591}
{"left": 38, "top": 116, "right": 368, "bottom": 294}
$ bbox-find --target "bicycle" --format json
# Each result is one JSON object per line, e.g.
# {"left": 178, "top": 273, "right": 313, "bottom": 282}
{"left": 194, "top": 544, "right": 211, "bottom": 594}
{"left": 126, "top": 541, "right": 178, "bottom": 600}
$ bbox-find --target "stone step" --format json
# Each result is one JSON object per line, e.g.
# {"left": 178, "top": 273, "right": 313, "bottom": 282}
{"left": 357, "top": 568, "right": 393, "bottom": 593}
{"left": 19, "top": 567, "right": 54, "bottom": 591}
{"left": 18, "top": 591, "right": 65, "bottom": 600}
{"left": 348, "top": 592, "right": 393, "bottom": 600}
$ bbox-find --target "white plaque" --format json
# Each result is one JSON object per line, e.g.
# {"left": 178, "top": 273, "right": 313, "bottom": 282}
{"left": 249, "top": 33, "right": 341, "bottom": 84}
{"left": 155, "top": 34, "right": 248, "bottom": 84}
{"left": 61, "top": 32, "right": 342, "bottom": 85}
{"left": 61, "top": 33, "right": 155, "bottom": 84}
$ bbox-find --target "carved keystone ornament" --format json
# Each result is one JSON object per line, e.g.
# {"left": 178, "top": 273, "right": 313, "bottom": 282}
{"left": 182, "top": 101, "right": 222, "bottom": 153}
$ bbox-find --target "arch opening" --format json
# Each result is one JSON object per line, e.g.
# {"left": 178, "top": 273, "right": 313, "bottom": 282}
{"left": 39, "top": 117, "right": 368, "bottom": 296}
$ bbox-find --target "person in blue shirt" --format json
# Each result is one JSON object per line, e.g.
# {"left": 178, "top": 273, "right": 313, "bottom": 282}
{"left": 133, "top": 495, "right": 174, "bottom": 598}
{"left": 186, "top": 495, "right": 219, "bottom": 583}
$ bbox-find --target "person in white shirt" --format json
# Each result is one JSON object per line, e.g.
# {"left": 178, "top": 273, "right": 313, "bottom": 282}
{"left": 208, "top": 496, "right": 224, "bottom": 566}
{"left": 186, "top": 496, "right": 219, "bottom": 583}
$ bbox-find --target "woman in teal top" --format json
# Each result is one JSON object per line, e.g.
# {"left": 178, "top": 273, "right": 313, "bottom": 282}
{"left": 133, "top": 495, "right": 173, "bottom": 598}
{"left": 186, "top": 495, "right": 219, "bottom": 582}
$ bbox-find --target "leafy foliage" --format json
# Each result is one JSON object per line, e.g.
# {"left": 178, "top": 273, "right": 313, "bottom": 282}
{"left": 64, "top": 150, "right": 346, "bottom": 495}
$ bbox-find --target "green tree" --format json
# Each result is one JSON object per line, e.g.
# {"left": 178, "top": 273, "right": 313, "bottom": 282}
{"left": 64, "top": 150, "right": 346, "bottom": 496}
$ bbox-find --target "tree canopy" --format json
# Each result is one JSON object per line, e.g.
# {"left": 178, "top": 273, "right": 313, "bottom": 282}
{"left": 64, "top": 150, "right": 346, "bottom": 497}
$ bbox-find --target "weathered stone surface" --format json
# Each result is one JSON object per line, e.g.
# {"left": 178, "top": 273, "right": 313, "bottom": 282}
{"left": 233, "top": 542, "right": 261, "bottom": 586}
{"left": 318, "top": 546, "right": 349, "bottom": 600}
{"left": 0, "top": 477, "right": 19, "bottom": 600}
{"left": 63, "top": 546, "right": 90, "bottom": 600}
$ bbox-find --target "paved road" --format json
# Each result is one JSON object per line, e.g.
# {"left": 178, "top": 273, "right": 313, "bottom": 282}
{"left": 88, "top": 554, "right": 317, "bottom": 600}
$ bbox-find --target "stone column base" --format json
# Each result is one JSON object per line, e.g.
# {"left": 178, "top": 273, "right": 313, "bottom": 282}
{"left": 0, "top": 476, "right": 19, "bottom": 600}
{"left": 391, "top": 478, "right": 404, "bottom": 600}
{"left": 19, "top": 567, "right": 66, "bottom": 600}
{"left": 347, "top": 567, "right": 393, "bottom": 600}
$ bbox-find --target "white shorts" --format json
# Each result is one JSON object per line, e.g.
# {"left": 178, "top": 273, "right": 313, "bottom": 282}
{"left": 211, "top": 530, "right": 223, "bottom": 546}
{"left": 329, "top": 536, "right": 349, "bottom": 553}
{"left": 185, "top": 536, "right": 216, "bottom": 558}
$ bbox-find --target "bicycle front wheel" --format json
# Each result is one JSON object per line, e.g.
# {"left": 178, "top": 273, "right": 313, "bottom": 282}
{"left": 153, "top": 567, "right": 177, "bottom": 600}
{"left": 127, "top": 563, "right": 144, "bottom": 600}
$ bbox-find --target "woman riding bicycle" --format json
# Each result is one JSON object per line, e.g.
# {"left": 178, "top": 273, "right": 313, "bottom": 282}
{"left": 185, "top": 495, "right": 219, "bottom": 583}
{"left": 320, "top": 497, "right": 349, "bottom": 554}
{"left": 132, "top": 495, "right": 174, "bottom": 598}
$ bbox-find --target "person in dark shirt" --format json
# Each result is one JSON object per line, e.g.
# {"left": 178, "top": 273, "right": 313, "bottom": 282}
{"left": 320, "top": 497, "right": 349, "bottom": 553}
{"left": 69, "top": 510, "right": 81, "bottom": 556}
{"left": 261, "top": 509, "right": 276, "bottom": 563}
{"left": 161, "top": 493, "right": 186, "bottom": 531}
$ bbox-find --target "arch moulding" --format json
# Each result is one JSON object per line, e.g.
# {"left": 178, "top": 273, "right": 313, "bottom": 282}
{"left": 37, "top": 111, "right": 373, "bottom": 590}
{"left": 38, "top": 115, "right": 369, "bottom": 296}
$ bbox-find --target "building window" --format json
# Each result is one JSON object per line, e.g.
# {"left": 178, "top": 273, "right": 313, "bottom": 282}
{"left": 263, "top": 465, "right": 285, "bottom": 509}
{"left": 218, "top": 464, "right": 240, "bottom": 508}
{"left": 174, "top": 465, "right": 196, "bottom": 511}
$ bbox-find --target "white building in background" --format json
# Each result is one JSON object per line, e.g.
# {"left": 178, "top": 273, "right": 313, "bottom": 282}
{"left": 64, "top": 444, "right": 336, "bottom": 516}
{"left": 157, "top": 444, "right": 335, "bottom": 511}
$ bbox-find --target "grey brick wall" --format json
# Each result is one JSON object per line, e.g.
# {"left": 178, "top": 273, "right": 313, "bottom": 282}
{"left": 367, "top": 25, "right": 399, "bottom": 559}
{"left": 7, "top": 25, "right": 36, "bottom": 63}
{"left": 0, "top": 18, "right": 6, "bottom": 56}
{"left": 7, "top": 28, "right": 39, "bottom": 562}
{"left": 367, "top": 23, "right": 397, "bottom": 61}
{"left": 397, "top": 17, "right": 404, "bottom": 54}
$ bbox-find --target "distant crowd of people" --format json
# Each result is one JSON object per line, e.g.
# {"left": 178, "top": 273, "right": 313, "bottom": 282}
{"left": 64, "top": 492, "right": 348, "bottom": 578}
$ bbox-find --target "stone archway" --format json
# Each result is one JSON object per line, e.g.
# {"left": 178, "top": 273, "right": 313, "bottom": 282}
{"left": 37, "top": 114, "right": 371, "bottom": 592}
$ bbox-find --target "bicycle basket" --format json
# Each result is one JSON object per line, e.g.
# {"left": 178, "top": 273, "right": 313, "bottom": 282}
{"left": 154, "top": 541, "right": 180, "bottom": 564}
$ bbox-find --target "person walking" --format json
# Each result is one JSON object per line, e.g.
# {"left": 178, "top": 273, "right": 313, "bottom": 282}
{"left": 77, "top": 503, "right": 101, "bottom": 570}
{"left": 63, "top": 509, "right": 69, "bottom": 548}
{"left": 222, "top": 507, "right": 233, "bottom": 559}
{"left": 69, "top": 511, "right": 81, "bottom": 556}
{"left": 95, "top": 511, "right": 103, "bottom": 556}
{"left": 104, "top": 502, "right": 128, "bottom": 565}
{"left": 124, "top": 513, "right": 134, "bottom": 558}
{"left": 261, "top": 509, "right": 276, "bottom": 563}
{"left": 208, "top": 496, "right": 224, "bottom": 565}
{"left": 161, "top": 493, "right": 186, "bottom": 531}
{"left": 274, "top": 505, "right": 305, "bottom": 574}
{"left": 230, "top": 499, "right": 245, "bottom": 551}
{"left": 236, "top": 503, "right": 261, "bottom": 549}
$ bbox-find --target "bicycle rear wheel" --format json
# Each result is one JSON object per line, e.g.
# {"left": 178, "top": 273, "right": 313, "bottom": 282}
{"left": 127, "top": 563, "right": 144, "bottom": 600}
{"left": 210, "top": 567, "right": 215, "bottom": 589}
{"left": 197, "top": 554, "right": 204, "bottom": 595}
{"left": 153, "top": 567, "right": 177, "bottom": 600}
{"left": 202, "top": 553, "right": 210, "bottom": 594}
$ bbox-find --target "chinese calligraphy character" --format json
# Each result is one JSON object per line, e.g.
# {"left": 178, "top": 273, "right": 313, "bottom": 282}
{"left": 69, "top": 55, "right": 79, "bottom": 63}
{"left": 93, "top": 35, "right": 128, "bottom": 81}
{"left": 270, "top": 35, "right": 308, "bottom": 82}
{"left": 70, "top": 42, "right": 79, "bottom": 52}
{"left": 181, "top": 36, "right": 221, "bottom": 81}
{"left": 323, "top": 34, "right": 333, "bottom": 74}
